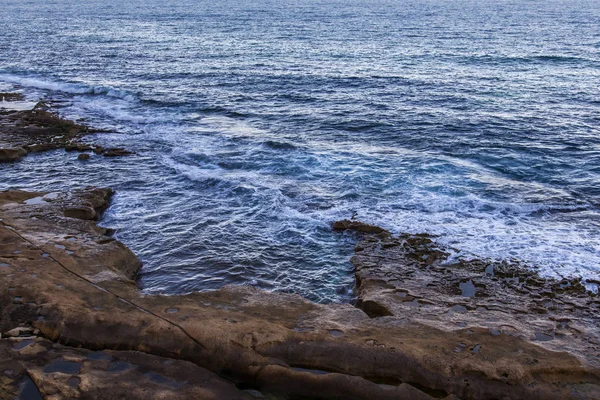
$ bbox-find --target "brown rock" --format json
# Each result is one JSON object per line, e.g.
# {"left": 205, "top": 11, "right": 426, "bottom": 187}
{"left": 0, "top": 147, "right": 27, "bottom": 162}
{"left": 0, "top": 338, "right": 254, "bottom": 400}
{"left": 77, "top": 153, "right": 90, "bottom": 161}
{"left": 0, "top": 190, "right": 40, "bottom": 206}
{"left": 332, "top": 219, "right": 388, "bottom": 234}
{"left": 63, "top": 206, "right": 96, "bottom": 220}
{"left": 0, "top": 92, "right": 25, "bottom": 101}
{"left": 3, "top": 326, "right": 35, "bottom": 338}
{"left": 66, "top": 142, "right": 93, "bottom": 152}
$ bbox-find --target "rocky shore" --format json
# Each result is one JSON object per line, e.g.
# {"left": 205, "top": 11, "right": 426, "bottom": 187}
{"left": 1, "top": 95, "right": 599, "bottom": 399}
{"left": 0, "top": 99, "right": 133, "bottom": 163}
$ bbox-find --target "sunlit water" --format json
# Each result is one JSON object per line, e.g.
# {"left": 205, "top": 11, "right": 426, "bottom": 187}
{"left": 1, "top": 0, "right": 600, "bottom": 302}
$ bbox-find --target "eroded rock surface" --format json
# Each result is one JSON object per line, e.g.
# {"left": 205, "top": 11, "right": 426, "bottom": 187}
{"left": 351, "top": 232, "right": 600, "bottom": 370}
{"left": 0, "top": 190, "right": 599, "bottom": 399}
{"left": 0, "top": 337, "right": 254, "bottom": 400}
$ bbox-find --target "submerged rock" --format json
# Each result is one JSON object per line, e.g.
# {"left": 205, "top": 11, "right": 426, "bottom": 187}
{"left": 97, "top": 147, "right": 134, "bottom": 157}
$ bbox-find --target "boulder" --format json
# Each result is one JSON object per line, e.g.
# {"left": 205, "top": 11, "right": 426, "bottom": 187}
{"left": 0, "top": 147, "right": 27, "bottom": 162}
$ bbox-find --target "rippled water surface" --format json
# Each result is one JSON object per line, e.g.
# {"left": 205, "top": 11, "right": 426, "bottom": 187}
{"left": 1, "top": 0, "right": 600, "bottom": 301}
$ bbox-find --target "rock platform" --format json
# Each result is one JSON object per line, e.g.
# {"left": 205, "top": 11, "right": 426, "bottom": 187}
{"left": 0, "top": 100, "right": 133, "bottom": 163}
{"left": 1, "top": 191, "right": 599, "bottom": 399}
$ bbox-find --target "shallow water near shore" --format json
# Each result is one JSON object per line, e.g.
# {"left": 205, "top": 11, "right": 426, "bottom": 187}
{"left": 1, "top": 0, "right": 600, "bottom": 302}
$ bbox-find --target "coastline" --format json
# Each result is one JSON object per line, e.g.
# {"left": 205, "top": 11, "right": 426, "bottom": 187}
{"left": 1, "top": 97, "right": 599, "bottom": 399}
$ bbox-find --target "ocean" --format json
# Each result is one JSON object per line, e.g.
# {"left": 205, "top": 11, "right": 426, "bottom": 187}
{"left": 1, "top": 0, "right": 599, "bottom": 302}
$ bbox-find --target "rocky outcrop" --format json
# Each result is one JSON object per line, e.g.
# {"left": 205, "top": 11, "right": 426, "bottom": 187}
{"left": 0, "top": 147, "right": 27, "bottom": 163}
{"left": 0, "top": 98, "right": 133, "bottom": 162}
{"left": 0, "top": 192, "right": 599, "bottom": 399}
{"left": 350, "top": 231, "right": 600, "bottom": 369}
{"left": 332, "top": 219, "right": 389, "bottom": 234}
{"left": 0, "top": 93, "right": 25, "bottom": 101}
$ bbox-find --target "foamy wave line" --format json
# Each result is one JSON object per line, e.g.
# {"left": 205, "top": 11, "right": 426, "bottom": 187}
{"left": 0, "top": 74, "right": 136, "bottom": 102}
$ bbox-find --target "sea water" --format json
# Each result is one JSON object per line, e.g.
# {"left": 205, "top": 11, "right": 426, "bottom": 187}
{"left": 1, "top": 0, "right": 599, "bottom": 302}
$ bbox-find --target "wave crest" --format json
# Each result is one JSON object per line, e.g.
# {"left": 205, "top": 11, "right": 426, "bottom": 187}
{"left": 0, "top": 74, "right": 137, "bottom": 102}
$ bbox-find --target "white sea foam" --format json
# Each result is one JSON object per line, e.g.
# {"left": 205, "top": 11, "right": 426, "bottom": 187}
{"left": 0, "top": 74, "right": 136, "bottom": 102}
{"left": 72, "top": 97, "right": 159, "bottom": 124}
{"left": 344, "top": 192, "right": 600, "bottom": 281}
{"left": 0, "top": 99, "right": 37, "bottom": 111}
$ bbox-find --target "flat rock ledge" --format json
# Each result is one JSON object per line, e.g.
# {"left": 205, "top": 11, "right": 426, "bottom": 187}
{"left": 0, "top": 189, "right": 599, "bottom": 399}
{"left": 0, "top": 97, "right": 133, "bottom": 163}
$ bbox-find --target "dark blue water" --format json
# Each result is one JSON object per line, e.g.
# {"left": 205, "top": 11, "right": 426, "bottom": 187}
{"left": 1, "top": 0, "right": 600, "bottom": 301}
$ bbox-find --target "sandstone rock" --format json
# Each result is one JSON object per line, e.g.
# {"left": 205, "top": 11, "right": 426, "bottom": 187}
{"left": 63, "top": 206, "right": 96, "bottom": 220}
{"left": 350, "top": 232, "right": 600, "bottom": 371}
{"left": 3, "top": 326, "right": 35, "bottom": 338}
{"left": 0, "top": 188, "right": 598, "bottom": 400}
{"left": 0, "top": 337, "right": 254, "bottom": 400}
{"left": 101, "top": 147, "right": 134, "bottom": 157}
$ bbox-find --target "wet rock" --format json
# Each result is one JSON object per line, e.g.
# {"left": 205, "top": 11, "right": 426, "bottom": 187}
{"left": 77, "top": 153, "right": 90, "bottom": 161}
{"left": 66, "top": 142, "right": 93, "bottom": 152}
{"left": 349, "top": 229, "right": 600, "bottom": 380}
{"left": 0, "top": 92, "right": 25, "bottom": 101}
{"left": 0, "top": 147, "right": 27, "bottom": 162}
{"left": 332, "top": 219, "right": 389, "bottom": 234}
{"left": 90, "top": 144, "right": 135, "bottom": 157}
{"left": 0, "top": 108, "right": 133, "bottom": 162}
{"left": 101, "top": 147, "right": 135, "bottom": 157}
{"left": 63, "top": 206, "right": 96, "bottom": 220}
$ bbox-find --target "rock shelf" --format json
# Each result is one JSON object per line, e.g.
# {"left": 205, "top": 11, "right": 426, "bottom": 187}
{"left": 0, "top": 96, "right": 133, "bottom": 163}
{"left": 0, "top": 188, "right": 599, "bottom": 399}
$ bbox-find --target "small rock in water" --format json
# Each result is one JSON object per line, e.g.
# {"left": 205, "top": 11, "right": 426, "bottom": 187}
{"left": 77, "top": 153, "right": 90, "bottom": 161}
